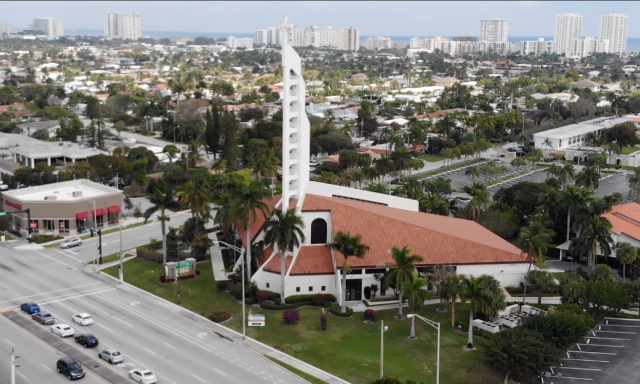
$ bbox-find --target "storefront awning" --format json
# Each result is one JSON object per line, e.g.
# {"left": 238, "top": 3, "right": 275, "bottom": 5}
{"left": 92, "top": 208, "right": 106, "bottom": 216}
{"left": 549, "top": 151, "right": 566, "bottom": 156}
{"left": 107, "top": 205, "right": 122, "bottom": 214}
{"left": 76, "top": 212, "right": 89, "bottom": 220}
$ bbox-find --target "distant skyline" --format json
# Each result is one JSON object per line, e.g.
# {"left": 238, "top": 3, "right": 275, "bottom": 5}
{"left": 1, "top": 1, "right": 637, "bottom": 37}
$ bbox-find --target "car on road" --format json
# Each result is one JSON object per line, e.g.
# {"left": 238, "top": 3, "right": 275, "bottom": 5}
{"left": 129, "top": 368, "right": 157, "bottom": 384}
{"left": 75, "top": 333, "right": 99, "bottom": 348}
{"left": 57, "top": 357, "right": 85, "bottom": 380}
{"left": 72, "top": 313, "right": 94, "bottom": 326}
{"left": 20, "top": 302, "right": 40, "bottom": 314}
{"left": 60, "top": 237, "right": 83, "bottom": 249}
{"left": 98, "top": 349, "right": 124, "bottom": 364}
{"left": 51, "top": 324, "right": 75, "bottom": 337}
{"left": 32, "top": 312, "right": 55, "bottom": 325}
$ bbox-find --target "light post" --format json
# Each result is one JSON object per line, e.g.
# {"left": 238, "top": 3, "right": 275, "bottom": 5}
{"left": 118, "top": 222, "right": 124, "bottom": 282}
{"left": 380, "top": 320, "right": 388, "bottom": 379}
{"left": 10, "top": 347, "right": 20, "bottom": 384}
{"left": 88, "top": 200, "right": 98, "bottom": 263}
{"left": 407, "top": 314, "right": 440, "bottom": 384}
{"left": 177, "top": 237, "right": 183, "bottom": 304}
{"left": 214, "top": 240, "right": 246, "bottom": 340}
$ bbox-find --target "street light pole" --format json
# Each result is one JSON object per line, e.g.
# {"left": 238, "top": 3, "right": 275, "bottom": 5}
{"left": 214, "top": 240, "right": 246, "bottom": 340}
{"left": 380, "top": 320, "right": 388, "bottom": 379}
{"left": 119, "top": 223, "right": 124, "bottom": 282}
{"left": 407, "top": 314, "right": 440, "bottom": 384}
{"left": 11, "top": 347, "right": 19, "bottom": 384}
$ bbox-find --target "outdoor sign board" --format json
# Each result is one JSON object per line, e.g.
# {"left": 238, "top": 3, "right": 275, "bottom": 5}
{"left": 248, "top": 314, "right": 266, "bottom": 327}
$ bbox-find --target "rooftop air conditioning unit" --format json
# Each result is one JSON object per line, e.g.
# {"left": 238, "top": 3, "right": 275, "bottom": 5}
{"left": 72, "top": 191, "right": 83, "bottom": 197}
{"left": 44, "top": 195, "right": 57, "bottom": 201}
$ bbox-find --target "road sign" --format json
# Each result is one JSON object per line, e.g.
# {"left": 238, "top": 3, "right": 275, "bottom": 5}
{"left": 248, "top": 314, "right": 266, "bottom": 327}
{"left": 176, "top": 261, "right": 190, "bottom": 268}
{"left": 0, "top": 212, "right": 6, "bottom": 216}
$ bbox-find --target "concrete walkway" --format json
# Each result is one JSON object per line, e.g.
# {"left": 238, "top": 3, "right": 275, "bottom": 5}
{"left": 208, "top": 232, "right": 229, "bottom": 281}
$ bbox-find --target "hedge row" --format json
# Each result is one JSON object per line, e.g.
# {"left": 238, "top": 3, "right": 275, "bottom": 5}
{"left": 260, "top": 301, "right": 313, "bottom": 310}
{"left": 208, "top": 312, "right": 231, "bottom": 323}
{"left": 285, "top": 294, "right": 337, "bottom": 304}
{"left": 158, "top": 270, "right": 201, "bottom": 283}
{"left": 330, "top": 306, "right": 354, "bottom": 317}
{"left": 32, "top": 234, "right": 63, "bottom": 244}
{"left": 137, "top": 247, "right": 163, "bottom": 263}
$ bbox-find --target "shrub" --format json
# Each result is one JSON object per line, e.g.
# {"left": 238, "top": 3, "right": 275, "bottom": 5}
{"left": 260, "top": 301, "right": 313, "bottom": 310}
{"left": 208, "top": 312, "right": 231, "bottom": 323}
{"left": 32, "top": 234, "right": 63, "bottom": 244}
{"left": 256, "top": 291, "right": 269, "bottom": 304}
{"left": 195, "top": 270, "right": 201, "bottom": 276}
{"left": 137, "top": 247, "right": 163, "bottom": 263}
{"left": 364, "top": 309, "right": 378, "bottom": 322}
{"left": 312, "top": 294, "right": 327, "bottom": 306}
{"left": 217, "top": 281, "right": 228, "bottom": 291}
{"left": 159, "top": 273, "right": 195, "bottom": 283}
{"left": 283, "top": 309, "right": 300, "bottom": 324}
{"left": 320, "top": 313, "right": 328, "bottom": 331}
{"left": 286, "top": 294, "right": 337, "bottom": 304}
{"left": 329, "top": 305, "right": 353, "bottom": 318}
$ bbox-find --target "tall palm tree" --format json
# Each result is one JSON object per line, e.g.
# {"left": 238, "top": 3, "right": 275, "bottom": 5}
{"left": 440, "top": 274, "right": 463, "bottom": 329}
{"left": 616, "top": 242, "right": 636, "bottom": 283}
{"left": 460, "top": 275, "right": 506, "bottom": 349}
{"left": 329, "top": 232, "right": 370, "bottom": 312}
{"left": 386, "top": 246, "right": 424, "bottom": 319}
{"left": 517, "top": 213, "right": 554, "bottom": 304}
{"left": 143, "top": 180, "right": 177, "bottom": 265}
{"left": 546, "top": 164, "right": 562, "bottom": 181}
{"left": 560, "top": 186, "right": 594, "bottom": 251}
{"left": 464, "top": 166, "right": 480, "bottom": 183}
{"left": 176, "top": 180, "right": 212, "bottom": 228}
{"left": 528, "top": 270, "right": 555, "bottom": 304}
{"left": 404, "top": 278, "right": 431, "bottom": 339}
{"left": 573, "top": 215, "right": 613, "bottom": 272}
{"left": 558, "top": 163, "right": 576, "bottom": 189}
{"left": 627, "top": 167, "right": 640, "bottom": 202}
{"left": 575, "top": 166, "right": 600, "bottom": 189}
{"left": 263, "top": 208, "right": 306, "bottom": 304}
{"left": 231, "top": 181, "right": 272, "bottom": 283}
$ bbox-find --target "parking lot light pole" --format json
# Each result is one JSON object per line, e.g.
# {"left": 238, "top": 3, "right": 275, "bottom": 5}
{"left": 407, "top": 314, "right": 440, "bottom": 384}
{"left": 214, "top": 240, "right": 246, "bottom": 340}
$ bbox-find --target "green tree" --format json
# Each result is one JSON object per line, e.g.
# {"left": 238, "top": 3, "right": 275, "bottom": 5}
{"left": 517, "top": 213, "right": 554, "bottom": 304}
{"left": 464, "top": 166, "right": 480, "bottom": 183}
{"left": 205, "top": 105, "right": 222, "bottom": 160}
{"left": 575, "top": 166, "right": 600, "bottom": 189}
{"left": 329, "top": 232, "right": 370, "bottom": 313}
{"left": 460, "top": 275, "right": 506, "bottom": 349}
{"left": 404, "top": 278, "right": 431, "bottom": 313}
{"left": 386, "top": 246, "right": 424, "bottom": 319}
{"left": 143, "top": 180, "right": 177, "bottom": 265}
{"left": 616, "top": 242, "right": 637, "bottom": 283}
{"left": 263, "top": 208, "right": 306, "bottom": 304}
{"left": 528, "top": 270, "right": 555, "bottom": 304}
{"left": 221, "top": 111, "right": 240, "bottom": 169}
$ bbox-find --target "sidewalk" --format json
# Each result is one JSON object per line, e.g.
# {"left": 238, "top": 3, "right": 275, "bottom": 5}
{"left": 208, "top": 232, "right": 229, "bottom": 281}
{"left": 83, "top": 264, "right": 350, "bottom": 384}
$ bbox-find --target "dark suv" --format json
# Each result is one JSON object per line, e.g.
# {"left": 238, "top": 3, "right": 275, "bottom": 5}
{"left": 75, "top": 334, "right": 99, "bottom": 348}
{"left": 56, "top": 357, "right": 85, "bottom": 380}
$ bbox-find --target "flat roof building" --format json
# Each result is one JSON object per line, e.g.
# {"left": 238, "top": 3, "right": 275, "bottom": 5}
{"left": 3, "top": 179, "right": 123, "bottom": 238}
{"left": 533, "top": 116, "right": 633, "bottom": 151}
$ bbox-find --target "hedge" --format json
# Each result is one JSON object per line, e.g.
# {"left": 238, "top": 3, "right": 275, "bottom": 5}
{"left": 137, "top": 247, "right": 163, "bottom": 263}
{"left": 260, "top": 301, "right": 313, "bottom": 310}
{"left": 285, "top": 294, "right": 337, "bottom": 304}
{"left": 330, "top": 306, "right": 353, "bottom": 317}
{"left": 32, "top": 234, "right": 63, "bottom": 244}
{"left": 217, "top": 281, "right": 228, "bottom": 291}
{"left": 208, "top": 312, "right": 231, "bottom": 323}
{"left": 159, "top": 273, "right": 196, "bottom": 283}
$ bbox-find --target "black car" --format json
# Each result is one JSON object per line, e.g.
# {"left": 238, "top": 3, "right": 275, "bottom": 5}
{"left": 56, "top": 357, "right": 85, "bottom": 380}
{"left": 32, "top": 312, "right": 55, "bottom": 325}
{"left": 74, "top": 334, "right": 99, "bottom": 348}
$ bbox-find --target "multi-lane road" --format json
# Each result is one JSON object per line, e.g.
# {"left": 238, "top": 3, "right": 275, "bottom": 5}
{"left": 0, "top": 211, "right": 307, "bottom": 384}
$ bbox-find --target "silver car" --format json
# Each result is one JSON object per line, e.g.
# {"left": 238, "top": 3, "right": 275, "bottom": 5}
{"left": 60, "top": 237, "right": 82, "bottom": 249}
{"left": 98, "top": 348, "right": 124, "bottom": 364}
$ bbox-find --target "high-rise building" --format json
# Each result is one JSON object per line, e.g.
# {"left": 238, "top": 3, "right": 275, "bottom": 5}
{"left": 54, "top": 20, "right": 64, "bottom": 37}
{"left": 441, "top": 40, "right": 515, "bottom": 56}
{"left": 228, "top": 36, "right": 254, "bottom": 49}
{"left": 480, "top": 19, "right": 508, "bottom": 42}
{"left": 255, "top": 29, "right": 269, "bottom": 45}
{"left": 569, "top": 37, "right": 610, "bottom": 58}
{"left": 337, "top": 26, "right": 360, "bottom": 51}
{"left": 104, "top": 12, "right": 142, "bottom": 40}
{"left": 600, "top": 12, "right": 628, "bottom": 55}
{"left": 424, "top": 37, "right": 448, "bottom": 51}
{"left": 453, "top": 35, "right": 478, "bottom": 42}
{"left": 363, "top": 36, "right": 392, "bottom": 50}
{"left": 33, "top": 18, "right": 64, "bottom": 37}
{"left": 521, "top": 38, "right": 557, "bottom": 56}
{"left": 0, "top": 24, "right": 12, "bottom": 33}
{"left": 409, "top": 37, "right": 425, "bottom": 49}
{"left": 554, "top": 13, "right": 583, "bottom": 55}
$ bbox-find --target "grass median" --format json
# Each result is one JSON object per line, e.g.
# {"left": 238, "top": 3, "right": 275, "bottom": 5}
{"left": 103, "top": 258, "right": 500, "bottom": 384}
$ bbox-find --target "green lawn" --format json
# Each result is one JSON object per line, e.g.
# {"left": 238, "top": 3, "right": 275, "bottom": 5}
{"left": 45, "top": 222, "right": 150, "bottom": 248}
{"left": 622, "top": 146, "right": 640, "bottom": 155}
{"left": 103, "top": 259, "right": 501, "bottom": 384}
{"left": 100, "top": 251, "right": 135, "bottom": 265}
{"left": 419, "top": 155, "right": 445, "bottom": 163}
{"left": 264, "top": 356, "right": 326, "bottom": 384}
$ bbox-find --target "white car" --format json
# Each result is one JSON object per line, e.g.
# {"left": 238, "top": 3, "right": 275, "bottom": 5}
{"left": 51, "top": 324, "right": 75, "bottom": 337}
{"left": 129, "top": 368, "right": 158, "bottom": 384}
{"left": 72, "top": 313, "right": 94, "bottom": 326}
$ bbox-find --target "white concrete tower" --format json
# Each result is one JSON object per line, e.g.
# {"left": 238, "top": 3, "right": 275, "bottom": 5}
{"left": 600, "top": 12, "right": 628, "bottom": 55}
{"left": 280, "top": 17, "right": 310, "bottom": 212}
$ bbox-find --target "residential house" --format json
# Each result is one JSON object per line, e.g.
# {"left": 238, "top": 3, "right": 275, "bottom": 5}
{"left": 569, "top": 79, "right": 601, "bottom": 92}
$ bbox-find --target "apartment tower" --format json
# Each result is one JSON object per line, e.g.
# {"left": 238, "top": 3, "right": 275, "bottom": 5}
{"left": 554, "top": 13, "right": 583, "bottom": 55}
{"left": 480, "top": 19, "right": 508, "bottom": 42}
{"left": 104, "top": 12, "right": 142, "bottom": 40}
{"left": 599, "top": 12, "right": 628, "bottom": 55}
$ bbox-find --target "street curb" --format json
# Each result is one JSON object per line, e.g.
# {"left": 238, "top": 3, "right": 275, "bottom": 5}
{"left": 82, "top": 264, "right": 349, "bottom": 384}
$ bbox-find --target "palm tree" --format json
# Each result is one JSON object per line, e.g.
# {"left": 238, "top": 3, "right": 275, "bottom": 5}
{"left": 143, "top": 180, "right": 177, "bottom": 265}
{"left": 528, "top": 270, "right": 555, "bottom": 304}
{"left": 558, "top": 164, "right": 576, "bottom": 189}
{"left": 386, "top": 246, "right": 424, "bottom": 319}
{"left": 517, "top": 213, "right": 554, "bottom": 304}
{"left": 263, "top": 208, "right": 306, "bottom": 304}
{"left": 440, "top": 274, "right": 463, "bottom": 329}
{"left": 616, "top": 242, "right": 636, "bottom": 283}
{"left": 560, "top": 186, "right": 594, "bottom": 250}
{"left": 575, "top": 166, "right": 600, "bottom": 189}
{"left": 404, "top": 278, "right": 431, "bottom": 339}
{"left": 390, "top": 146, "right": 415, "bottom": 180}
{"left": 460, "top": 275, "right": 506, "bottom": 349}
{"left": 573, "top": 215, "right": 613, "bottom": 272}
{"left": 464, "top": 166, "right": 480, "bottom": 183}
{"left": 231, "top": 181, "right": 272, "bottom": 283}
{"left": 328, "top": 232, "right": 370, "bottom": 313}
{"left": 546, "top": 164, "right": 562, "bottom": 180}
{"left": 628, "top": 167, "right": 640, "bottom": 202}
{"left": 542, "top": 138, "right": 552, "bottom": 158}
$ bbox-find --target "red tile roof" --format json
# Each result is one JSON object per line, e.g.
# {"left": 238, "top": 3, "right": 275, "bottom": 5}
{"left": 301, "top": 194, "right": 526, "bottom": 268}
{"left": 602, "top": 203, "right": 640, "bottom": 241}
{"left": 263, "top": 253, "right": 292, "bottom": 274}
{"left": 0, "top": 104, "right": 26, "bottom": 113}
{"left": 237, "top": 196, "right": 281, "bottom": 246}
{"left": 290, "top": 246, "right": 334, "bottom": 275}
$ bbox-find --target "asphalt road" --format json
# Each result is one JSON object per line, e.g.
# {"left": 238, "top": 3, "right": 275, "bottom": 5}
{"left": 0, "top": 242, "right": 306, "bottom": 384}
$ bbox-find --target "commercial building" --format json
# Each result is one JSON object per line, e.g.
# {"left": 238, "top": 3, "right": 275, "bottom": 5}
{"left": 599, "top": 12, "right": 628, "bottom": 55}
{"left": 555, "top": 13, "right": 583, "bottom": 55}
{"left": 480, "top": 19, "right": 508, "bottom": 42}
{"left": 532, "top": 116, "right": 632, "bottom": 151}
{"left": 3, "top": 179, "right": 123, "bottom": 238}
{"left": 521, "top": 38, "right": 557, "bottom": 56}
{"left": 453, "top": 35, "right": 478, "bottom": 42}
{"left": 363, "top": 36, "right": 392, "bottom": 50}
{"left": 104, "top": 12, "right": 142, "bottom": 40}
{"left": 33, "top": 18, "right": 64, "bottom": 37}
{"left": 228, "top": 36, "right": 254, "bottom": 49}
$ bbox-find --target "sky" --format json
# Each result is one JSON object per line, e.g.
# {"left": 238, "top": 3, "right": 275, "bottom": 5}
{"left": 2, "top": 1, "right": 638, "bottom": 37}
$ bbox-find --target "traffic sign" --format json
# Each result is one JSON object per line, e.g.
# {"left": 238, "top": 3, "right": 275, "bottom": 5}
{"left": 0, "top": 212, "right": 6, "bottom": 216}
{"left": 248, "top": 314, "right": 266, "bottom": 327}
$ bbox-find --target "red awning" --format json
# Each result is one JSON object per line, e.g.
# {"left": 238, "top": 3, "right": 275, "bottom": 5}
{"left": 92, "top": 208, "right": 106, "bottom": 216}
{"left": 549, "top": 151, "right": 566, "bottom": 156}
{"left": 107, "top": 205, "right": 122, "bottom": 214}
{"left": 76, "top": 212, "right": 89, "bottom": 220}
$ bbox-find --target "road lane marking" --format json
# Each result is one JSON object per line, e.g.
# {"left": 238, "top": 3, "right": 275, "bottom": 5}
{"left": 74, "top": 297, "right": 135, "bottom": 328}
{"left": 160, "top": 375, "right": 177, "bottom": 384}
{"left": 0, "top": 282, "right": 103, "bottom": 305}
{"left": 5, "top": 339, "right": 13, "bottom": 345}
{"left": 17, "top": 372, "right": 26, "bottom": 379}
{"left": 34, "top": 250, "right": 78, "bottom": 270}
{"left": 41, "top": 364, "right": 52, "bottom": 371}
{"left": 144, "top": 347, "right": 157, "bottom": 355}
{"left": 2, "top": 288, "right": 115, "bottom": 311}
{"left": 193, "top": 374, "right": 207, "bottom": 382}
{"left": 212, "top": 367, "right": 227, "bottom": 376}
{"left": 163, "top": 342, "right": 175, "bottom": 349}
{"left": 53, "top": 249, "right": 82, "bottom": 261}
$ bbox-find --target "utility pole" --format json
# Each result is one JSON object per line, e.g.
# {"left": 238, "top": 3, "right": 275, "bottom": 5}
{"left": 11, "top": 347, "right": 20, "bottom": 384}
{"left": 98, "top": 229, "right": 103, "bottom": 265}
{"left": 119, "top": 223, "right": 123, "bottom": 282}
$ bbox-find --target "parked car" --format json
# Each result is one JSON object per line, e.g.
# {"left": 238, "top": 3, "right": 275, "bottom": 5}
{"left": 98, "top": 349, "right": 124, "bottom": 364}
{"left": 51, "top": 324, "right": 75, "bottom": 337}
{"left": 56, "top": 357, "right": 85, "bottom": 380}
{"left": 128, "top": 368, "right": 158, "bottom": 384}
{"left": 32, "top": 312, "right": 55, "bottom": 325}
{"left": 60, "top": 237, "right": 83, "bottom": 249}
{"left": 72, "top": 313, "right": 94, "bottom": 326}
{"left": 75, "top": 334, "right": 99, "bottom": 348}
{"left": 20, "top": 302, "right": 40, "bottom": 314}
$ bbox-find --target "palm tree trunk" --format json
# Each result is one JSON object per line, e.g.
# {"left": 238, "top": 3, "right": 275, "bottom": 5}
{"left": 246, "top": 227, "right": 251, "bottom": 284}
{"left": 450, "top": 299, "right": 456, "bottom": 329}
{"left": 538, "top": 293, "right": 542, "bottom": 305}
{"left": 161, "top": 210, "right": 167, "bottom": 265}
{"left": 521, "top": 261, "right": 533, "bottom": 305}
{"left": 398, "top": 291, "right": 404, "bottom": 319}
{"left": 467, "top": 309, "right": 474, "bottom": 348}
{"left": 623, "top": 264, "right": 626, "bottom": 283}
{"left": 341, "top": 264, "right": 348, "bottom": 313}
{"left": 566, "top": 210, "right": 571, "bottom": 244}
{"left": 280, "top": 249, "right": 286, "bottom": 305}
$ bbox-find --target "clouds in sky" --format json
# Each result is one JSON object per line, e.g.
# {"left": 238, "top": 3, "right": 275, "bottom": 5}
{"left": 2, "top": 1, "right": 637, "bottom": 37}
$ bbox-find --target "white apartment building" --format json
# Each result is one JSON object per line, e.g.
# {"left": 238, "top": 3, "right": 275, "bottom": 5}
{"left": 104, "top": 12, "right": 142, "bottom": 40}
{"left": 555, "top": 13, "right": 583, "bottom": 55}
{"left": 255, "top": 29, "right": 269, "bottom": 45}
{"left": 54, "top": 20, "right": 64, "bottom": 37}
{"left": 569, "top": 37, "right": 610, "bottom": 58}
{"left": 521, "top": 38, "right": 557, "bottom": 56}
{"left": 33, "top": 18, "right": 64, "bottom": 37}
{"left": 255, "top": 24, "right": 359, "bottom": 50}
{"left": 0, "top": 24, "right": 12, "bottom": 33}
{"left": 425, "top": 36, "right": 448, "bottom": 51}
{"left": 228, "top": 36, "right": 254, "bottom": 49}
{"left": 480, "top": 19, "right": 508, "bottom": 42}
{"left": 308, "top": 27, "right": 338, "bottom": 48}
{"left": 363, "top": 36, "right": 392, "bottom": 50}
{"left": 337, "top": 26, "right": 360, "bottom": 51}
{"left": 441, "top": 41, "right": 516, "bottom": 56}
{"left": 600, "top": 12, "right": 628, "bottom": 55}
{"left": 410, "top": 37, "right": 425, "bottom": 49}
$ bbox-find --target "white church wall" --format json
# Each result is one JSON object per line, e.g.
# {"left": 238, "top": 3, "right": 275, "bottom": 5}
{"left": 305, "top": 181, "right": 419, "bottom": 212}
{"left": 300, "top": 211, "right": 333, "bottom": 246}
{"left": 455, "top": 263, "right": 528, "bottom": 287}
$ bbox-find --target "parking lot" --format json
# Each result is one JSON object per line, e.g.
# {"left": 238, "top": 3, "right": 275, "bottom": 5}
{"left": 487, "top": 168, "right": 548, "bottom": 194}
{"left": 422, "top": 160, "right": 537, "bottom": 191}
{"left": 595, "top": 172, "right": 632, "bottom": 202}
